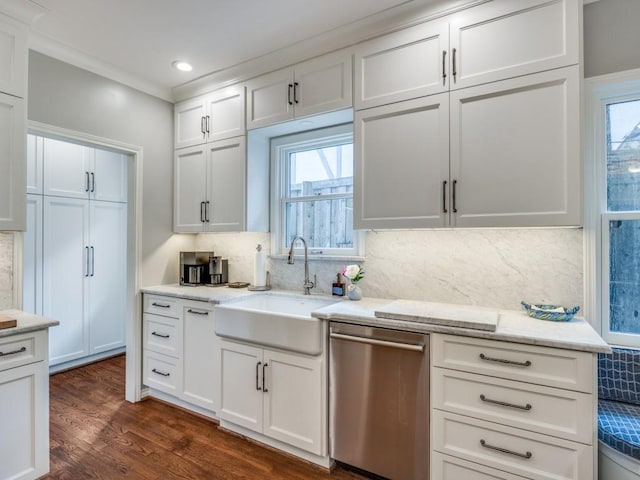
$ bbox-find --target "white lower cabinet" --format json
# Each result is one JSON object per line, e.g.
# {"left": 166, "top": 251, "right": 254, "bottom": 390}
{"left": 142, "top": 295, "right": 217, "bottom": 413}
{"left": 431, "top": 333, "right": 597, "bottom": 480}
{"left": 216, "top": 337, "right": 324, "bottom": 456}
{"left": 0, "top": 330, "right": 50, "bottom": 480}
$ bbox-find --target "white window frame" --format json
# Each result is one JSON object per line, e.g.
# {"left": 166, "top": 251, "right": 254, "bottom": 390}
{"left": 585, "top": 68, "right": 640, "bottom": 347}
{"left": 270, "top": 123, "right": 363, "bottom": 259}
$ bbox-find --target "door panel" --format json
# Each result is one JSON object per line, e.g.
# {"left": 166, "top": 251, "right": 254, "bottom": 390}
{"left": 174, "top": 145, "right": 207, "bottom": 232}
{"left": 206, "top": 137, "right": 245, "bottom": 232}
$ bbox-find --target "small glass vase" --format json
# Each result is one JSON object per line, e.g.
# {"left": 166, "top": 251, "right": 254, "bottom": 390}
{"left": 347, "top": 282, "right": 362, "bottom": 301}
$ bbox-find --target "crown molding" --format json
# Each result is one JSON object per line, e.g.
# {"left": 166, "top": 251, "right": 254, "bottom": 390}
{"left": 0, "top": 0, "right": 46, "bottom": 25}
{"left": 172, "top": 0, "right": 488, "bottom": 102}
{"left": 28, "top": 31, "right": 174, "bottom": 102}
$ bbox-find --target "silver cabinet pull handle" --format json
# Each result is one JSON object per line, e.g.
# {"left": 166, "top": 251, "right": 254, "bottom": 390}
{"left": 256, "top": 361, "right": 262, "bottom": 391}
{"left": 293, "top": 82, "right": 299, "bottom": 104}
{"left": 287, "top": 83, "right": 293, "bottom": 105}
{"left": 330, "top": 332, "right": 424, "bottom": 352}
{"left": 480, "top": 394, "right": 532, "bottom": 411}
{"left": 443, "top": 180, "right": 448, "bottom": 213}
{"left": 479, "top": 353, "right": 532, "bottom": 367}
{"left": 0, "top": 346, "right": 26, "bottom": 357}
{"left": 442, "top": 50, "right": 447, "bottom": 81}
{"left": 90, "top": 172, "right": 95, "bottom": 193}
{"left": 262, "top": 363, "right": 268, "bottom": 393}
{"left": 151, "top": 368, "right": 170, "bottom": 377}
{"left": 151, "top": 302, "right": 171, "bottom": 308}
{"left": 187, "top": 309, "right": 209, "bottom": 316}
{"left": 90, "top": 246, "right": 95, "bottom": 277}
{"left": 85, "top": 171, "right": 90, "bottom": 192}
{"left": 200, "top": 201, "right": 205, "bottom": 223}
{"left": 206, "top": 115, "right": 210, "bottom": 134}
{"left": 151, "top": 332, "right": 170, "bottom": 339}
{"left": 201, "top": 116, "right": 206, "bottom": 136}
{"left": 480, "top": 439, "right": 532, "bottom": 459}
{"left": 452, "top": 47, "right": 457, "bottom": 79}
{"left": 85, "top": 246, "right": 90, "bottom": 277}
{"left": 205, "top": 201, "right": 210, "bottom": 223}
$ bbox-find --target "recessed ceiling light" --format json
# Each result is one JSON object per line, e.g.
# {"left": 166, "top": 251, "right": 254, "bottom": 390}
{"left": 172, "top": 60, "right": 193, "bottom": 72}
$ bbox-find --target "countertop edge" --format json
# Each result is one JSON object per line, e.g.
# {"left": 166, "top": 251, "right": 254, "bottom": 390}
{"left": 0, "top": 310, "right": 60, "bottom": 339}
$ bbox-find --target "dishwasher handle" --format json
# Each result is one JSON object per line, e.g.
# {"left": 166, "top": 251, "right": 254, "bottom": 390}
{"left": 330, "top": 332, "right": 425, "bottom": 352}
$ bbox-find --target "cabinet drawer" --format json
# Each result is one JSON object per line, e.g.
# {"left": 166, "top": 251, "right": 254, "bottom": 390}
{"left": 432, "top": 452, "right": 529, "bottom": 480}
{"left": 432, "top": 334, "right": 593, "bottom": 393}
{"left": 432, "top": 411, "right": 593, "bottom": 480}
{"left": 143, "top": 314, "right": 181, "bottom": 358}
{"left": 0, "top": 330, "right": 46, "bottom": 371}
{"left": 432, "top": 368, "right": 594, "bottom": 444}
{"left": 143, "top": 351, "right": 181, "bottom": 395}
{"left": 144, "top": 295, "right": 180, "bottom": 318}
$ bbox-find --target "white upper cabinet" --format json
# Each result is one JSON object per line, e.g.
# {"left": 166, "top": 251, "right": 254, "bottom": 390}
{"left": 0, "top": 15, "right": 27, "bottom": 98}
{"left": 174, "top": 84, "right": 246, "bottom": 149}
{"left": 246, "top": 50, "right": 352, "bottom": 129}
{"left": 449, "top": 0, "right": 579, "bottom": 91}
{"left": 0, "top": 92, "right": 25, "bottom": 230}
{"left": 174, "top": 137, "right": 246, "bottom": 233}
{"left": 354, "top": 21, "right": 449, "bottom": 110}
{"left": 354, "top": 93, "right": 450, "bottom": 229}
{"left": 43, "top": 137, "right": 127, "bottom": 203}
{"left": 450, "top": 65, "right": 581, "bottom": 227}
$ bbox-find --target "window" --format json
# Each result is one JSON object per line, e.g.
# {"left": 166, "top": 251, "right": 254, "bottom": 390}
{"left": 587, "top": 71, "right": 640, "bottom": 347}
{"left": 271, "top": 124, "right": 360, "bottom": 257}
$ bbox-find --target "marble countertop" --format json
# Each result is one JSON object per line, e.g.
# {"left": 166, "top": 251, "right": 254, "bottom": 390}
{"left": 0, "top": 310, "right": 59, "bottom": 338}
{"left": 141, "top": 285, "right": 611, "bottom": 354}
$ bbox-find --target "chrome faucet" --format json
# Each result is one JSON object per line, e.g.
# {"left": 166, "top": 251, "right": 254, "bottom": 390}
{"left": 287, "top": 236, "right": 315, "bottom": 295}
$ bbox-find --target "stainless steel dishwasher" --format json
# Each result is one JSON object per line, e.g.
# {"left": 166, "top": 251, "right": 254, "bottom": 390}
{"left": 329, "top": 322, "right": 429, "bottom": 480}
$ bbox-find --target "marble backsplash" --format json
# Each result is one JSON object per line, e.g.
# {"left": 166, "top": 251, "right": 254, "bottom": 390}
{"left": 0, "top": 232, "right": 14, "bottom": 310}
{"left": 195, "top": 228, "right": 583, "bottom": 312}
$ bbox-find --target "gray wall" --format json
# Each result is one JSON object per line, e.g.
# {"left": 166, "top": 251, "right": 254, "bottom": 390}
{"left": 28, "top": 51, "right": 191, "bottom": 286}
{"left": 584, "top": 0, "right": 640, "bottom": 78}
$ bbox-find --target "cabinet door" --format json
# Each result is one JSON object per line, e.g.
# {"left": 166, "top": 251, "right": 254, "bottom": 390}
{"left": 182, "top": 302, "right": 216, "bottom": 411}
{"left": 294, "top": 50, "right": 352, "bottom": 119}
{"left": 0, "top": 93, "right": 25, "bottom": 231}
{"left": 0, "top": 15, "right": 27, "bottom": 98}
{"left": 216, "top": 339, "right": 263, "bottom": 432}
{"left": 0, "top": 361, "right": 49, "bottom": 480}
{"left": 89, "top": 200, "right": 127, "bottom": 354}
{"left": 43, "top": 137, "right": 92, "bottom": 199}
{"left": 23, "top": 194, "right": 43, "bottom": 315}
{"left": 174, "top": 145, "right": 207, "bottom": 232}
{"left": 450, "top": 66, "right": 580, "bottom": 227}
{"left": 205, "top": 85, "right": 246, "bottom": 142}
{"left": 92, "top": 148, "right": 128, "bottom": 203}
{"left": 246, "top": 68, "right": 294, "bottom": 129}
{"left": 449, "top": 0, "right": 578, "bottom": 90}
{"left": 43, "top": 196, "right": 90, "bottom": 365}
{"left": 354, "top": 93, "right": 450, "bottom": 229}
{"left": 175, "top": 96, "right": 207, "bottom": 149}
{"left": 26, "top": 134, "right": 43, "bottom": 194}
{"left": 206, "top": 137, "right": 246, "bottom": 232}
{"left": 354, "top": 21, "right": 448, "bottom": 110}
{"left": 263, "top": 349, "right": 323, "bottom": 455}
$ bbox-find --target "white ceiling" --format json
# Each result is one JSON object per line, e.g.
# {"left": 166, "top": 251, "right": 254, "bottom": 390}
{"left": 27, "top": 0, "right": 426, "bottom": 100}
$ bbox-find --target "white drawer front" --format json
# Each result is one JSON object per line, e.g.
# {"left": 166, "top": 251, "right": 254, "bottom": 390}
{"left": 144, "top": 294, "right": 180, "bottom": 318}
{"left": 432, "top": 334, "right": 593, "bottom": 393}
{"left": 143, "top": 314, "right": 181, "bottom": 358}
{"left": 433, "top": 411, "right": 593, "bottom": 480}
{"left": 432, "top": 452, "right": 530, "bottom": 480}
{"left": 432, "top": 368, "right": 594, "bottom": 444}
{"left": 0, "top": 330, "right": 46, "bottom": 371}
{"left": 143, "top": 351, "right": 181, "bottom": 395}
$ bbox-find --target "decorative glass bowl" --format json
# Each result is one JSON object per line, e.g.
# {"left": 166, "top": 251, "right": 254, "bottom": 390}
{"left": 520, "top": 301, "right": 580, "bottom": 322}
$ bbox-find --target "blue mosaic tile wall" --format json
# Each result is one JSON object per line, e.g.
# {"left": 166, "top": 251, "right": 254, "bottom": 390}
{"left": 599, "top": 348, "right": 640, "bottom": 405}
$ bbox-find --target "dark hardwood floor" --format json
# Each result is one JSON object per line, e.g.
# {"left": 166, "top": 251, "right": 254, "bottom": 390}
{"left": 44, "top": 355, "right": 365, "bottom": 480}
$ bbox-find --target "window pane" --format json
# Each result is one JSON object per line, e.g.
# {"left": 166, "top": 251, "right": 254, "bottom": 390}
{"left": 609, "top": 219, "right": 640, "bottom": 334}
{"left": 287, "top": 144, "right": 353, "bottom": 198}
{"left": 607, "top": 100, "right": 640, "bottom": 211}
{"left": 285, "top": 199, "right": 353, "bottom": 249}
